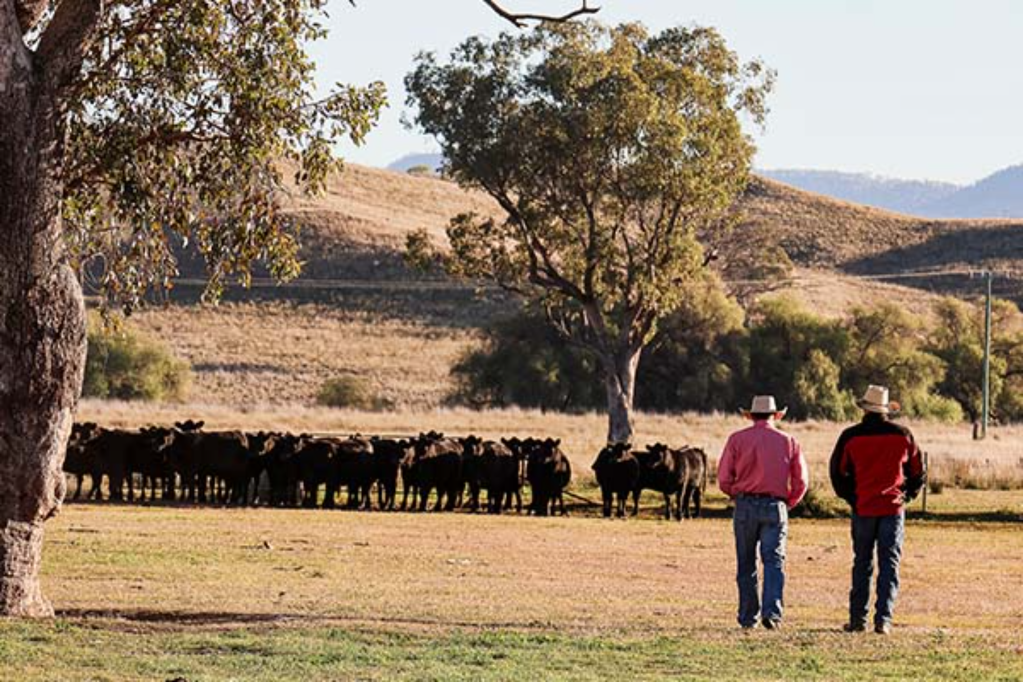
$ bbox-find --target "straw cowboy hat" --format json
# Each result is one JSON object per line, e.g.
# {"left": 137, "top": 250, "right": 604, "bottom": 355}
{"left": 741, "top": 395, "right": 788, "bottom": 420}
{"left": 857, "top": 385, "right": 901, "bottom": 415}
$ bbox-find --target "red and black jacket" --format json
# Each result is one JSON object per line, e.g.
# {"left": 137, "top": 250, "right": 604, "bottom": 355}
{"left": 829, "top": 413, "right": 926, "bottom": 517}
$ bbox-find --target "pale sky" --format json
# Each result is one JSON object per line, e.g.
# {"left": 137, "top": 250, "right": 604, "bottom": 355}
{"left": 310, "top": 0, "right": 1023, "bottom": 185}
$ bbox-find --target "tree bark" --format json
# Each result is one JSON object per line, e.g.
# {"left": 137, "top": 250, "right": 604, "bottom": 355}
{"left": 603, "top": 347, "right": 642, "bottom": 445}
{"left": 0, "top": 5, "right": 88, "bottom": 617}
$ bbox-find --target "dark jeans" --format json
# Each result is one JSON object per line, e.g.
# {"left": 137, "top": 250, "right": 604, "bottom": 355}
{"left": 733, "top": 496, "right": 788, "bottom": 627}
{"left": 850, "top": 511, "right": 905, "bottom": 627}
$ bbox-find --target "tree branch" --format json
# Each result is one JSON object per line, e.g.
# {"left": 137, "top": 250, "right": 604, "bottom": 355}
{"left": 14, "top": 0, "right": 47, "bottom": 34}
{"left": 482, "top": 0, "right": 599, "bottom": 28}
{"left": 38, "top": 0, "right": 103, "bottom": 90}
{"left": 1, "top": 0, "right": 30, "bottom": 79}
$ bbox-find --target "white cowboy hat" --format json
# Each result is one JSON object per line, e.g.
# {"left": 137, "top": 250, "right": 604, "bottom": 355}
{"left": 740, "top": 395, "right": 788, "bottom": 419}
{"left": 857, "top": 385, "right": 901, "bottom": 415}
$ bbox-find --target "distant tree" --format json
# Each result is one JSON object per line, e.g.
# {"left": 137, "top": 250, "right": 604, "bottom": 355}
{"left": 745, "top": 297, "right": 849, "bottom": 419}
{"left": 406, "top": 22, "right": 773, "bottom": 442}
{"left": 0, "top": 0, "right": 383, "bottom": 616}
{"left": 406, "top": 164, "right": 436, "bottom": 177}
{"left": 842, "top": 303, "right": 955, "bottom": 420}
{"left": 927, "top": 297, "right": 1023, "bottom": 423}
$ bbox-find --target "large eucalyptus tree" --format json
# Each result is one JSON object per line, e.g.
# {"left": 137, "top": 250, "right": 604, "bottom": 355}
{"left": 406, "top": 21, "right": 773, "bottom": 443}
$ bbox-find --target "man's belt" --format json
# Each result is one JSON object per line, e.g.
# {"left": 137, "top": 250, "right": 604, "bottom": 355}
{"left": 738, "top": 492, "right": 786, "bottom": 502}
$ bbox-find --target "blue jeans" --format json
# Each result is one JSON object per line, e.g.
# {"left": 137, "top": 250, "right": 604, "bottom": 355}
{"left": 850, "top": 511, "right": 905, "bottom": 627}
{"left": 732, "top": 496, "right": 788, "bottom": 627}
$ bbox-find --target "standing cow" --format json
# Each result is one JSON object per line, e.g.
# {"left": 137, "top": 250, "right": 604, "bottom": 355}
{"left": 526, "top": 438, "right": 572, "bottom": 517}
{"left": 413, "top": 432, "right": 464, "bottom": 512}
{"left": 677, "top": 446, "right": 708, "bottom": 518}
{"left": 632, "top": 443, "right": 690, "bottom": 521}
{"left": 593, "top": 442, "right": 640, "bottom": 518}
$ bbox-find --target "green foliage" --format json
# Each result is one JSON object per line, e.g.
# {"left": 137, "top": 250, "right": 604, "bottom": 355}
{"left": 63, "top": 0, "right": 386, "bottom": 309}
{"left": 745, "top": 297, "right": 849, "bottom": 419}
{"left": 635, "top": 273, "right": 748, "bottom": 412}
{"left": 316, "top": 376, "right": 389, "bottom": 411}
{"left": 793, "top": 350, "right": 857, "bottom": 421}
{"left": 451, "top": 292, "right": 1012, "bottom": 423}
{"left": 450, "top": 308, "right": 603, "bottom": 411}
{"left": 406, "top": 165, "right": 435, "bottom": 177}
{"left": 84, "top": 323, "right": 189, "bottom": 402}
{"left": 406, "top": 21, "right": 774, "bottom": 438}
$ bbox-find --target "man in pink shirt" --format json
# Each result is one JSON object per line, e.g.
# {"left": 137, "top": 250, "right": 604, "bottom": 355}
{"left": 718, "top": 395, "right": 809, "bottom": 630}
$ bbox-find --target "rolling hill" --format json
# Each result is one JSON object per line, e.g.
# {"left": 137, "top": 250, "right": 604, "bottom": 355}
{"left": 146, "top": 163, "right": 1023, "bottom": 407}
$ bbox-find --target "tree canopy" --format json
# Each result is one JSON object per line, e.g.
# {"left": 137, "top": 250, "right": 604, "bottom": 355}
{"left": 405, "top": 21, "right": 774, "bottom": 441}
{"left": 56, "top": 0, "right": 385, "bottom": 308}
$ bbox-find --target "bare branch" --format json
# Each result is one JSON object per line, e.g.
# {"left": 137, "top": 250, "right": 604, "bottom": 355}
{"left": 482, "top": 0, "right": 599, "bottom": 28}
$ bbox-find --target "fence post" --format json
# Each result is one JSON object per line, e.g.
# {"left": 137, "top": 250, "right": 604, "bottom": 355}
{"left": 981, "top": 270, "right": 993, "bottom": 439}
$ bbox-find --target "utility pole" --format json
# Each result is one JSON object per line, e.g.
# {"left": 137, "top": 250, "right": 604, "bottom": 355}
{"left": 981, "top": 270, "right": 993, "bottom": 439}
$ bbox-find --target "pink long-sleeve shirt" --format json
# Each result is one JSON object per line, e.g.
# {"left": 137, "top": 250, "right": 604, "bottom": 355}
{"left": 718, "top": 420, "right": 809, "bottom": 509}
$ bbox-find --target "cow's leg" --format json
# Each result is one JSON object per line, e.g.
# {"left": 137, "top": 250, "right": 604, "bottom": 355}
{"left": 72, "top": 474, "right": 83, "bottom": 501}
{"left": 693, "top": 486, "right": 702, "bottom": 518}
{"left": 631, "top": 489, "right": 640, "bottom": 516}
{"left": 682, "top": 485, "right": 693, "bottom": 519}
{"left": 663, "top": 493, "right": 672, "bottom": 520}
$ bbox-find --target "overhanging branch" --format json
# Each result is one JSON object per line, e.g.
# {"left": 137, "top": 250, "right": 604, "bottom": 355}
{"left": 482, "top": 0, "right": 599, "bottom": 28}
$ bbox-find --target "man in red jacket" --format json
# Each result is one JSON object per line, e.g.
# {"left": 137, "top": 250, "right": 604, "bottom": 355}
{"left": 829, "top": 385, "right": 926, "bottom": 635}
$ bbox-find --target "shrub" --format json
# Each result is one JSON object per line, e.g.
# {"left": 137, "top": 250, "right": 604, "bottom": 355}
{"left": 406, "top": 164, "right": 435, "bottom": 177}
{"left": 84, "top": 322, "right": 190, "bottom": 402}
{"left": 793, "top": 350, "right": 858, "bottom": 421}
{"left": 317, "top": 376, "right": 390, "bottom": 411}
{"left": 790, "top": 484, "right": 844, "bottom": 519}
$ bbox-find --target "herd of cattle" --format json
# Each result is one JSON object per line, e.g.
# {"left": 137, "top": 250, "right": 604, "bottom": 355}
{"left": 65, "top": 421, "right": 709, "bottom": 519}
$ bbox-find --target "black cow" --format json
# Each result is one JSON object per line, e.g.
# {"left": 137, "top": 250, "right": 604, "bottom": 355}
{"left": 413, "top": 432, "right": 463, "bottom": 512}
{"left": 263, "top": 432, "right": 303, "bottom": 507}
{"left": 65, "top": 422, "right": 102, "bottom": 500}
{"left": 593, "top": 442, "right": 640, "bottom": 518}
{"left": 166, "top": 428, "right": 251, "bottom": 505}
{"left": 370, "top": 437, "right": 411, "bottom": 511}
{"left": 459, "top": 435, "right": 485, "bottom": 512}
{"left": 482, "top": 440, "right": 521, "bottom": 514}
{"left": 527, "top": 438, "right": 571, "bottom": 517}
{"left": 332, "top": 436, "right": 375, "bottom": 510}
{"left": 677, "top": 446, "right": 708, "bottom": 518}
{"left": 632, "top": 443, "right": 691, "bottom": 521}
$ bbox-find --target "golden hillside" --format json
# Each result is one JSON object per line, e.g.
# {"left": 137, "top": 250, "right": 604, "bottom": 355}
{"left": 272, "top": 164, "right": 1023, "bottom": 283}
{"left": 148, "top": 164, "right": 1021, "bottom": 408}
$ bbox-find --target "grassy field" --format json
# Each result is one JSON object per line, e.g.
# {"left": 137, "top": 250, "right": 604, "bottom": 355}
{"left": 3, "top": 500, "right": 1022, "bottom": 681}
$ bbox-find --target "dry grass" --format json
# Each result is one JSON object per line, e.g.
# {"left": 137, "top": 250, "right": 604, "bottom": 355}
{"left": 78, "top": 400, "right": 1023, "bottom": 492}
{"left": 128, "top": 302, "right": 481, "bottom": 408}
{"left": 40, "top": 505, "right": 1023, "bottom": 634}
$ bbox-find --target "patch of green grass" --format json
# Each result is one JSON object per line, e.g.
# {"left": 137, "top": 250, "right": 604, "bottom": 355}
{"left": 1, "top": 621, "right": 1021, "bottom": 681}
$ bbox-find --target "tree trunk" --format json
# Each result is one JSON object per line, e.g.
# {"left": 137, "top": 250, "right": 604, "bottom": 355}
{"left": 603, "top": 347, "right": 642, "bottom": 445}
{"left": 0, "top": 23, "right": 87, "bottom": 617}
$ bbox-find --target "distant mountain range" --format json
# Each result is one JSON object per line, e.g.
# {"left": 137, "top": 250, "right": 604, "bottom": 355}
{"left": 388, "top": 153, "right": 1023, "bottom": 219}
{"left": 759, "top": 166, "right": 1023, "bottom": 219}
